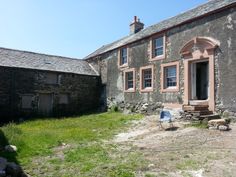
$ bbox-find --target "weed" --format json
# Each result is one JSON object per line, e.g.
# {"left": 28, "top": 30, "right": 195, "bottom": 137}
{"left": 176, "top": 159, "right": 199, "bottom": 170}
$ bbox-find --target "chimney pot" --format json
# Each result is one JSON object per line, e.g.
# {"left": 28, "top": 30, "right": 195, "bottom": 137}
{"left": 130, "top": 16, "right": 144, "bottom": 35}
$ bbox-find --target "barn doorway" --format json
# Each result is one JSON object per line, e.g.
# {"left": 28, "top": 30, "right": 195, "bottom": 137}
{"left": 39, "top": 93, "right": 53, "bottom": 115}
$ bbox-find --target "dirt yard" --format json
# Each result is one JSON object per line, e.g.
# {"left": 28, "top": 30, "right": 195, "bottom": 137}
{"left": 114, "top": 116, "right": 236, "bottom": 177}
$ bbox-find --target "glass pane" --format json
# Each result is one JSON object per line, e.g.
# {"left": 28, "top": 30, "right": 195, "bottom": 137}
{"left": 155, "top": 47, "right": 163, "bottom": 56}
{"left": 121, "top": 48, "right": 127, "bottom": 65}
{"left": 122, "top": 56, "right": 127, "bottom": 65}
{"left": 166, "top": 66, "right": 176, "bottom": 77}
{"left": 128, "top": 81, "right": 133, "bottom": 89}
{"left": 155, "top": 36, "right": 163, "bottom": 47}
{"left": 127, "top": 72, "right": 133, "bottom": 80}
{"left": 122, "top": 48, "right": 127, "bottom": 56}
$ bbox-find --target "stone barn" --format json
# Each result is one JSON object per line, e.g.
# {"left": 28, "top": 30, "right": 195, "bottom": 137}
{"left": 85, "top": 0, "right": 236, "bottom": 118}
{"left": 0, "top": 48, "right": 100, "bottom": 123}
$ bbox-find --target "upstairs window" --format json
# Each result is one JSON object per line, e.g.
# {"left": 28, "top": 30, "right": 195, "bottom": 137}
{"left": 151, "top": 34, "right": 165, "bottom": 60}
{"left": 45, "top": 73, "right": 61, "bottom": 84}
{"left": 124, "top": 69, "right": 135, "bottom": 92}
{"left": 119, "top": 47, "right": 128, "bottom": 67}
{"left": 154, "top": 36, "right": 164, "bottom": 56}
{"left": 140, "top": 66, "right": 153, "bottom": 92}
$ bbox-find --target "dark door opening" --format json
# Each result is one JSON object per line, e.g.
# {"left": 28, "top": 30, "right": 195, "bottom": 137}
{"left": 191, "top": 61, "right": 209, "bottom": 100}
{"left": 196, "top": 61, "right": 209, "bottom": 100}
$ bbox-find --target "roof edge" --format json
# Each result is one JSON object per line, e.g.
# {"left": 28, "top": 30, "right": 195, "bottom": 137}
{"left": 0, "top": 47, "right": 81, "bottom": 61}
{"left": 84, "top": 1, "right": 236, "bottom": 60}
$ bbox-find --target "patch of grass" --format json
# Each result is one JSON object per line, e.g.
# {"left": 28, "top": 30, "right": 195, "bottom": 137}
{"left": 0, "top": 112, "right": 144, "bottom": 176}
{"left": 185, "top": 121, "right": 208, "bottom": 129}
{"left": 145, "top": 174, "right": 157, "bottom": 177}
{"left": 110, "top": 105, "right": 119, "bottom": 112}
{"left": 176, "top": 159, "right": 199, "bottom": 170}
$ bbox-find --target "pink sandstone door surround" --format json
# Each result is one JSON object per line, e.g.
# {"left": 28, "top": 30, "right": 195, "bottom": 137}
{"left": 180, "top": 37, "right": 220, "bottom": 112}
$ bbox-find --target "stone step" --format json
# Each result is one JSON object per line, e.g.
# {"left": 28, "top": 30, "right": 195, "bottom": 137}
{"left": 185, "top": 110, "right": 213, "bottom": 116}
{"left": 199, "top": 114, "right": 221, "bottom": 121}
{"left": 189, "top": 100, "right": 208, "bottom": 106}
{"left": 183, "top": 105, "right": 209, "bottom": 111}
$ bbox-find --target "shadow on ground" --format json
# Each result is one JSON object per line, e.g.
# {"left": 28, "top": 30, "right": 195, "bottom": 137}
{"left": 0, "top": 129, "right": 26, "bottom": 176}
{"left": 165, "top": 126, "right": 179, "bottom": 131}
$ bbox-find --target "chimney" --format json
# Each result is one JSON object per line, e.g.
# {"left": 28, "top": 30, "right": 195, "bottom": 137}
{"left": 130, "top": 16, "right": 144, "bottom": 35}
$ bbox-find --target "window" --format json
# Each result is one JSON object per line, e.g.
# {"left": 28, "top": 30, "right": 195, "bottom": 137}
{"left": 150, "top": 34, "right": 165, "bottom": 60}
{"left": 140, "top": 66, "right": 153, "bottom": 92}
{"left": 21, "top": 95, "right": 33, "bottom": 109}
{"left": 119, "top": 47, "right": 128, "bottom": 67}
{"left": 165, "top": 66, "right": 176, "bottom": 87}
{"left": 59, "top": 94, "right": 69, "bottom": 104}
{"left": 124, "top": 69, "right": 135, "bottom": 92}
{"left": 143, "top": 69, "right": 152, "bottom": 88}
{"left": 161, "top": 61, "right": 179, "bottom": 92}
{"left": 45, "top": 73, "right": 58, "bottom": 84}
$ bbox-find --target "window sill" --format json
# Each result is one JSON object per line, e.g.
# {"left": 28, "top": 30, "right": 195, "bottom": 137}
{"left": 149, "top": 55, "right": 165, "bottom": 61}
{"left": 45, "top": 83, "right": 60, "bottom": 86}
{"left": 119, "top": 64, "right": 128, "bottom": 69}
{"left": 140, "top": 87, "right": 153, "bottom": 93}
{"left": 161, "top": 87, "right": 179, "bottom": 93}
{"left": 124, "top": 88, "right": 135, "bottom": 93}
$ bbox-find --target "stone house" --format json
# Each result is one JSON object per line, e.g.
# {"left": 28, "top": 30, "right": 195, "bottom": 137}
{"left": 85, "top": 0, "right": 236, "bottom": 117}
{"left": 0, "top": 48, "right": 100, "bottom": 122}
{"left": 1, "top": 0, "right": 236, "bottom": 122}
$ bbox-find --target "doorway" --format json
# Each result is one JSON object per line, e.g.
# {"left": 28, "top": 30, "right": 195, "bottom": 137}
{"left": 191, "top": 61, "right": 209, "bottom": 100}
{"left": 39, "top": 93, "right": 53, "bottom": 115}
{"left": 181, "top": 37, "right": 218, "bottom": 111}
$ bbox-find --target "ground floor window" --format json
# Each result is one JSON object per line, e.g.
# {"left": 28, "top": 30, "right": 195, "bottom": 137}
{"left": 124, "top": 69, "right": 135, "bottom": 92}
{"left": 59, "top": 94, "right": 69, "bottom": 104}
{"left": 140, "top": 65, "right": 153, "bottom": 92}
{"left": 165, "top": 66, "right": 176, "bottom": 87}
{"left": 161, "top": 61, "right": 179, "bottom": 92}
{"left": 21, "top": 95, "right": 33, "bottom": 109}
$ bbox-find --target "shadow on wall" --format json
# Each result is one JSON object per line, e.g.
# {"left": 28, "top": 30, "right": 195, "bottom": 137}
{"left": 0, "top": 129, "right": 26, "bottom": 176}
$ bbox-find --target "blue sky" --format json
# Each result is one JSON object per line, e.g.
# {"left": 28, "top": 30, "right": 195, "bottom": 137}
{"left": 0, "top": 0, "right": 207, "bottom": 59}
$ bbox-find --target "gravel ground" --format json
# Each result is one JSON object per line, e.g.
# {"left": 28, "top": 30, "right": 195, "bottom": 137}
{"left": 114, "top": 115, "right": 236, "bottom": 177}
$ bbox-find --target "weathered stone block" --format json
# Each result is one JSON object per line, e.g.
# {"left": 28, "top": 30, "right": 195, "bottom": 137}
{"left": 5, "top": 145, "right": 17, "bottom": 152}
{"left": 0, "top": 157, "right": 7, "bottom": 171}
{"left": 208, "top": 119, "right": 227, "bottom": 127}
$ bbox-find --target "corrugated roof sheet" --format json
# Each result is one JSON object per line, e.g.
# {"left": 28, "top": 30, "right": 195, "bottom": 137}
{"left": 0, "top": 48, "right": 99, "bottom": 76}
{"left": 84, "top": 0, "right": 236, "bottom": 59}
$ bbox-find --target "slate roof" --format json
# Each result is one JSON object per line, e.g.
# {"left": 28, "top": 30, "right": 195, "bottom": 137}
{"left": 84, "top": 0, "right": 236, "bottom": 59}
{"left": 0, "top": 47, "right": 99, "bottom": 76}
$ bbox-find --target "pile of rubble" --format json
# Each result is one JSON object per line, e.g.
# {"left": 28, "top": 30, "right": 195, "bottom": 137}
{"left": 208, "top": 118, "right": 230, "bottom": 131}
{"left": 0, "top": 157, "right": 28, "bottom": 177}
{"left": 107, "top": 98, "right": 163, "bottom": 114}
{"left": 0, "top": 145, "right": 29, "bottom": 177}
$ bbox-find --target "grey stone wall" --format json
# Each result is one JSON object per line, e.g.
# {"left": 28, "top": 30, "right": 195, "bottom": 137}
{"left": 87, "top": 7, "right": 236, "bottom": 114}
{"left": 0, "top": 66, "right": 101, "bottom": 122}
